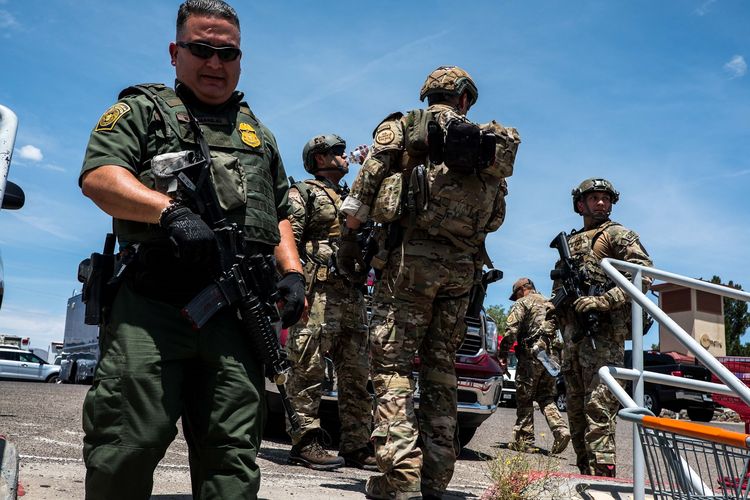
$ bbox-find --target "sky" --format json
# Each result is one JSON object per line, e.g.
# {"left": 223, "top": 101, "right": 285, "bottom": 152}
{"left": 0, "top": 0, "right": 748, "bottom": 354}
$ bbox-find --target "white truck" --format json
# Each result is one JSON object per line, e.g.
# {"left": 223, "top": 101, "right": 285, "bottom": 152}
{"left": 59, "top": 293, "right": 100, "bottom": 384}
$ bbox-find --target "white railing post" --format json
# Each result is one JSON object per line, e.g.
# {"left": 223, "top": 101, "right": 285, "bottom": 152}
{"left": 631, "top": 268, "right": 645, "bottom": 500}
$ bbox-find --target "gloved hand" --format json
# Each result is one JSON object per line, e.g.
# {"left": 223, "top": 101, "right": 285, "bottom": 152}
{"left": 498, "top": 356, "right": 509, "bottom": 375}
{"left": 159, "top": 203, "right": 217, "bottom": 266}
{"left": 574, "top": 295, "right": 611, "bottom": 314}
{"left": 336, "top": 232, "right": 367, "bottom": 285}
{"left": 276, "top": 271, "right": 306, "bottom": 328}
{"left": 531, "top": 338, "right": 548, "bottom": 354}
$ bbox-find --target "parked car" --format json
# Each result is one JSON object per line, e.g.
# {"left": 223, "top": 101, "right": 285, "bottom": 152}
{"left": 554, "top": 350, "right": 715, "bottom": 421}
{"left": 266, "top": 309, "right": 504, "bottom": 448}
{"left": 0, "top": 346, "right": 60, "bottom": 383}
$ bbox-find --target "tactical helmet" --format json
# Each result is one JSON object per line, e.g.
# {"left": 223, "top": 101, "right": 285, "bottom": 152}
{"left": 571, "top": 178, "right": 620, "bottom": 214}
{"left": 419, "top": 66, "right": 479, "bottom": 107}
{"left": 509, "top": 277, "right": 535, "bottom": 301}
{"left": 302, "top": 134, "right": 346, "bottom": 173}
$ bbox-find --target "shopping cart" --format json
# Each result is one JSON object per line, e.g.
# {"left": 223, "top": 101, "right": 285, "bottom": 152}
{"left": 621, "top": 408, "right": 750, "bottom": 499}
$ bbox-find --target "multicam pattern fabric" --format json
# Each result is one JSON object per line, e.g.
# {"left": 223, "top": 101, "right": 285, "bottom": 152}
{"left": 286, "top": 177, "right": 372, "bottom": 453}
{"left": 369, "top": 243, "right": 475, "bottom": 494}
{"left": 553, "top": 219, "right": 652, "bottom": 474}
{"left": 501, "top": 292, "right": 567, "bottom": 448}
{"left": 344, "top": 100, "right": 517, "bottom": 496}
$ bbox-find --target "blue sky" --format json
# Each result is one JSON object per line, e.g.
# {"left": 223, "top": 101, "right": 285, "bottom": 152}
{"left": 0, "top": 0, "right": 748, "bottom": 353}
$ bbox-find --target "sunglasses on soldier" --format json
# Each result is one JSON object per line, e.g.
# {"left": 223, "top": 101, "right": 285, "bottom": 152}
{"left": 327, "top": 145, "right": 346, "bottom": 157}
{"left": 177, "top": 41, "right": 242, "bottom": 62}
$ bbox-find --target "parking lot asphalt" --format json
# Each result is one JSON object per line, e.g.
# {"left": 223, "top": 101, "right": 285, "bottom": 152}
{"left": 2, "top": 380, "right": 746, "bottom": 499}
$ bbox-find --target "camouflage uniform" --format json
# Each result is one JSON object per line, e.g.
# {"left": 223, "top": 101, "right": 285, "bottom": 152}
{"left": 554, "top": 219, "right": 652, "bottom": 475}
{"left": 341, "top": 67, "right": 519, "bottom": 497}
{"left": 286, "top": 178, "right": 372, "bottom": 454}
{"left": 500, "top": 291, "right": 568, "bottom": 449}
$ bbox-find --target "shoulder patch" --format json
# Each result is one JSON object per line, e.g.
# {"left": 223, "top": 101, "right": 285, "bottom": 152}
{"left": 376, "top": 127, "right": 396, "bottom": 145}
{"left": 95, "top": 103, "right": 131, "bottom": 132}
{"left": 239, "top": 122, "right": 262, "bottom": 148}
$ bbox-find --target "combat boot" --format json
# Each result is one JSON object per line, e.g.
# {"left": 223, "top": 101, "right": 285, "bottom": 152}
{"left": 365, "top": 474, "right": 422, "bottom": 499}
{"left": 339, "top": 446, "right": 378, "bottom": 471}
{"left": 550, "top": 428, "right": 571, "bottom": 454}
{"left": 288, "top": 432, "right": 345, "bottom": 471}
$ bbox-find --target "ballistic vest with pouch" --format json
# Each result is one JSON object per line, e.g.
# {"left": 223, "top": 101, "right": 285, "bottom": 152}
{"left": 119, "top": 83, "right": 281, "bottom": 246}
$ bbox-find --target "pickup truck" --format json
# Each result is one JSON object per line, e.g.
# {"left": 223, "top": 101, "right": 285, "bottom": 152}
{"left": 266, "top": 309, "right": 504, "bottom": 448}
{"left": 555, "top": 350, "right": 715, "bottom": 421}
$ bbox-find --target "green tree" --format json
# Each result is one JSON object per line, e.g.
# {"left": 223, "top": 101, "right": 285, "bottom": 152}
{"left": 485, "top": 304, "right": 507, "bottom": 333}
{"left": 710, "top": 276, "right": 750, "bottom": 356}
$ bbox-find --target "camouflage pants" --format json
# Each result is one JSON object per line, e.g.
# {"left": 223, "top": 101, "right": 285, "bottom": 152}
{"left": 563, "top": 328, "right": 624, "bottom": 474}
{"left": 513, "top": 352, "right": 567, "bottom": 446}
{"left": 369, "top": 242, "right": 475, "bottom": 494}
{"left": 285, "top": 279, "right": 372, "bottom": 453}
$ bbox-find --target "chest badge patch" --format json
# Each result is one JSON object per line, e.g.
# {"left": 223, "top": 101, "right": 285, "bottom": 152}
{"left": 239, "top": 122, "right": 261, "bottom": 148}
{"left": 95, "top": 103, "right": 131, "bottom": 132}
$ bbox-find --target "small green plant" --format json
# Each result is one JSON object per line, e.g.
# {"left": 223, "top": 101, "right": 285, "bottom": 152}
{"left": 484, "top": 449, "right": 573, "bottom": 500}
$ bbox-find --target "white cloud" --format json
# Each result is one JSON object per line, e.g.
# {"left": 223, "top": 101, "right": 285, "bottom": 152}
{"left": 0, "top": 10, "right": 17, "bottom": 28}
{"left": 695, "top": 0, "right": 717, "bottom": 16}
{"left": 0, "top": 304, "right": 66, "bottom": 354}
{"left": 18, "top": 144, "right": 43, "bottom": 162}
{"left": 724, "top": 55, "right": 747, "bottom": 79}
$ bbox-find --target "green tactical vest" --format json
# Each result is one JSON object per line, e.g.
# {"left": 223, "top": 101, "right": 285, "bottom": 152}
{"left": 120, "top": 83, "right": 281, "bottom": 246}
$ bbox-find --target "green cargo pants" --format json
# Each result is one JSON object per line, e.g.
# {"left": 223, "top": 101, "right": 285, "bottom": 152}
{"left": 82, "top": 283, "right": 266, "bottom": 499}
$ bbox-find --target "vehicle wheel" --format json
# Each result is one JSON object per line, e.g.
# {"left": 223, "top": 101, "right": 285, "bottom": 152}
{"left": 46, "top": 374, "right": 59, "bottom": 384}
{"left": 643, "top": 391, "right": 661, "bottom": 417}
{"left": 687, "top": 407, "right": 714, "bottom": 422}
{"left": 457, "top": 426, "right": 477, "bottom": 448}
{"left": 556, "top": 392, "right": 567, "bottom": 412}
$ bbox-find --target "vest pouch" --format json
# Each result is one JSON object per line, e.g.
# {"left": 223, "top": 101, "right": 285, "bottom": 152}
{"left": 403, "top": 109, "right": 432, "bottom": 159}
{"left": 442, "top": 120, "right": 481, "bottom": 174}
{"left": 481, "top": 121, "right": 521, "bottom": 179}
{"left": 151, "top": 151, "right": 197, "bottom": 195}
{"left": 371, "top": 172, "right": 405, "bottom": 224}
{"left": 209, "top": 151, "right": 247, "bottom": 211}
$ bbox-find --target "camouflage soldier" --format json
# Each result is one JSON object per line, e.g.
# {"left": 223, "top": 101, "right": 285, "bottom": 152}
{"left": 339, "top": 66, "right": 520, "bottom": 499}
{"left": 285, "top": 134, "right": 376, "bottom": 471}
{"left": 499, "top": 278, "right": 570, "bottom": 454}
{"left": 552, "top": 178, "right": 652, "bottom": 477}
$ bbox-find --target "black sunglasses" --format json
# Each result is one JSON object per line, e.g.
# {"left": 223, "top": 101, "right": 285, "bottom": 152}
{"left": 328, "top": 145, "right": 346, "bottom": 156}
{"left": 177, "top": 41, "right": 242, "bottom": 62}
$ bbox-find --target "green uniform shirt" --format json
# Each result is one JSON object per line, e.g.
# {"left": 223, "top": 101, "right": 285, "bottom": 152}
{"left": 80, "top": 82, "right": 291, "bottom": 247}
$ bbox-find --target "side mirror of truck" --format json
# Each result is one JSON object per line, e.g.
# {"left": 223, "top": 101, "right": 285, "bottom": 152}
{"left": 2, "top": 181, "right": 25, "bottom": 210}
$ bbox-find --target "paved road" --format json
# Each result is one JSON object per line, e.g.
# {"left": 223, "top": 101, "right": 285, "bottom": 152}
{"left": 1, "top": 380, "right": 744, "bottom": 499}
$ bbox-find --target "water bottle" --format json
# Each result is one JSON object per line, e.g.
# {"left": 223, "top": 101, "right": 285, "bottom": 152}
{"left": 532, "top": 345, "right": 561, "bottom": 377}
{"left": 348, "top": 145, "right": 368, "bottom": 164}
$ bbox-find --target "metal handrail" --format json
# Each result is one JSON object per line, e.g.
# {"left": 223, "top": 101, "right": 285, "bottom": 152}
{"left": 599, "top": 258, "right": 750, "bottom": 500}
{"left": 0, "top": 104, "right": 19, "bottom": 205}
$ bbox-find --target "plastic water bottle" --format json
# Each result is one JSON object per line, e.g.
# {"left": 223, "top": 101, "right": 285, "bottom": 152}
{"left": 348, "top": 145, "right": 368, "bottom": 164}
{"left": 532, "top": 345, "right": 561, "bottom": 377}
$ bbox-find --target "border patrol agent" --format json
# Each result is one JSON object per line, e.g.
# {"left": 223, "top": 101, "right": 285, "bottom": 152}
{"left": 339, "top": 66, "right": 520, "bottom": 499}
{"left": 552, "top": 178, "right": 652, "bottom": 477}
{"left": 78, "top": 2, "right": 305, "bottom": 498}
{"left": 285, "top": 134, "right": 376, "bottom": 471}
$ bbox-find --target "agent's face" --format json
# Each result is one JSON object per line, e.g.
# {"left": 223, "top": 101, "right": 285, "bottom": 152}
{"left": 578, "top": 191, "right": 612, "bottom": 222}
{"left": 169, "top": 15, "right": 241, "bottom": 106}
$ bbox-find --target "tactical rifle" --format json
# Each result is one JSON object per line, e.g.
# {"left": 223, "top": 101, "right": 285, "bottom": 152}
{"left": 548, "top": 231, "right": 605, "bottom": 350}
{"left": 156, "top": 113, "right": 301, "bottom": 434}
{"left": 465, "top": 268, "right": 504, "bottom": 322}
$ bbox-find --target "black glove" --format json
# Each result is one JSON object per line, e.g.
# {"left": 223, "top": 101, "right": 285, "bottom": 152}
{"left": 276, "top": 271, "right": 306, "bottom": 328}
{"left": 336, "top": 232, "right": 367, "bottom": 285}
{"left": 159, "top": 203, "right": 217, "bottom": 266}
